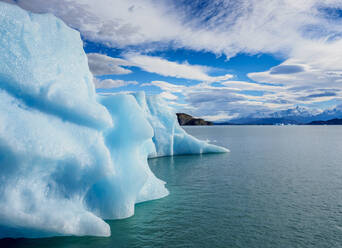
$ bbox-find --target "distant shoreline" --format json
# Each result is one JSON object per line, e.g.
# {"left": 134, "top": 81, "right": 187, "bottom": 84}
{"left": 177, "top": 113, "right": 342, "bottom": 126}
{"left": 214, "top": 118, "right": 342, "bottom": 126}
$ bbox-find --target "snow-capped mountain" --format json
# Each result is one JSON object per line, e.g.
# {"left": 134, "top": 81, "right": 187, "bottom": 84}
{"left": 228, "top": 105, "right": 342, "bottom": 124}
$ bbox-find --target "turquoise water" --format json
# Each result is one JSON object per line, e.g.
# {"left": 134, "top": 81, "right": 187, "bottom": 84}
{"left": 2, "top": 126, "right": 342, "bottom": 247}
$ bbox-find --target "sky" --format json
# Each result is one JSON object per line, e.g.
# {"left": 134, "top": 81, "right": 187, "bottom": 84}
{"left": 4, "top": 0, "right": 342, "bottom": 121}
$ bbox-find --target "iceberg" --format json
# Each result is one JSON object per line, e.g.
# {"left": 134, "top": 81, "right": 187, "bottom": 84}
{"left": 133, "top": 92, "right": 229, "bottom": 157}
{"left": 0, "top": 2, "right": 227, "bottom": 238}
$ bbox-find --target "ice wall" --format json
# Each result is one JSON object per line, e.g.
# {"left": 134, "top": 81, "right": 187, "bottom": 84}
{"left": 0, "top": 2, "right": 168, "bottom": 238}
{"left": 134, "top": 92, "right": 229, "bottom": 157}
{"left": 0, "top": 2, "right": 227, "bottom": 239}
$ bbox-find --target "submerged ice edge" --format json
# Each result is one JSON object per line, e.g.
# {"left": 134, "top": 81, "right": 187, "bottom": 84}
{"left": 0, "top": 2, "right": 228, "bottom": 238}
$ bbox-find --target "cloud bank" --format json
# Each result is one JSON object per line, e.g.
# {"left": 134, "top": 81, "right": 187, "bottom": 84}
{"left": 87, "top": 53, "right": 132, "bottom": 75}
{"left": 94, "top": 79, "right": 138, "bottom": 89}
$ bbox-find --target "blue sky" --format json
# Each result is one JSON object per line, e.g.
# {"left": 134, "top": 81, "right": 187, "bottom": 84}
{"left": 5, "top": 0, "right": 342, "bottom": 121}
{"left": 84, "top": 40, "right": 283, "bottom": 92}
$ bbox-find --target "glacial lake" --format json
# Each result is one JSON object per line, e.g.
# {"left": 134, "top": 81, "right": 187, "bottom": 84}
{"left": 2, "top": 126, "right": 342, "bottom": 248}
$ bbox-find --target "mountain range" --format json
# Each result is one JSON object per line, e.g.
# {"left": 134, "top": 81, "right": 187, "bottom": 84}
{"left": 217, "top": 105, "right": 342, "bottom": 125}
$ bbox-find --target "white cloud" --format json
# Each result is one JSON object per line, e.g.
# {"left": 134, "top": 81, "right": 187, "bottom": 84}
{"left": 87, "top": 53, "right": 132, "bottom": 75}
{"left": 8, "top": 0, "right": 342, "bottom": 56}
{"left": 248, "top": 40, "right": 342, "bottom": 89}
{"left": 219, "top": 81, "right": 283, "bottom": 91}
{"left": 201, "top": 112, "right": 240, "bottom": 122}
{"left": 87, "top": 52, "right": 232, "bottom": 81}
{"left": 94, "top": 78, "right": 138, "bottom": 89}
{"left": 159, "top": 91, "right": 178, "bottom": 100}
{"left": 141, "top": 81, "right": 187, "bottom": 92}
{"left": 125, "top": 54, "right": 232, "bottom": 82}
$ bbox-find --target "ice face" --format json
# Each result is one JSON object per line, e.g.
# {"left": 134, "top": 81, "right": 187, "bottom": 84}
{"left": 0, "top": 2, "right": 112, "bottom": 130}
{"left": 85, "top": 94, "right": 168, "bottom": 220}
{"left": 133, "top": 92, "right": 229, "bottom": 157}
{"left": 0, "top": 2, "right": 169, "bottom": 238}
{"left": 0, "top": 2, "right": 227, "bottom": 238}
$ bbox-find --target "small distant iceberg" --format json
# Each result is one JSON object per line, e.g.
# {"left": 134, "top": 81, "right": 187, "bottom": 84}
{"left": 0, "top": 2, "right": 228, "bottom": 238}
{"left": 133, "top": 92, "right": 229, "bottom": 157}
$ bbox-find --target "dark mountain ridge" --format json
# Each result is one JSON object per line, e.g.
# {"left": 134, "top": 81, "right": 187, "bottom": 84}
{"left": 176, "top": 113, "right": 213, "bottom": 126}
{"left": 308, "top": 118, "right": 342, "bottom": 125}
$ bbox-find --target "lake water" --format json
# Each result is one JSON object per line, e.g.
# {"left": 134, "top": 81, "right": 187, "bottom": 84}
{"left": 2, "top": 126, "right": 342, "bottom": 248}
